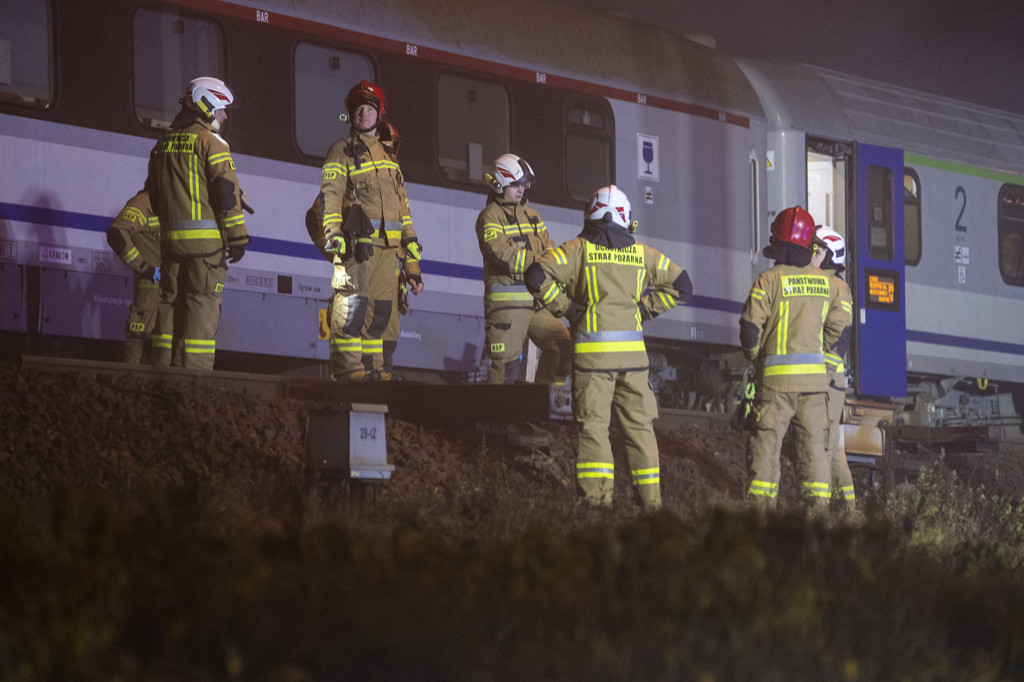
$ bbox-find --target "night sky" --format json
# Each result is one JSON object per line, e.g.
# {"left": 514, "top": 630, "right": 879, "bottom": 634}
{"left": 560, "top": 0, "right": 1024, "bottom": 116}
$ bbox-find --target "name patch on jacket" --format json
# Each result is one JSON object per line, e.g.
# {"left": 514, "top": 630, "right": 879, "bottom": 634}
{"left": 781, "top": 274, "right": 830, "bottom": 297}
{"left": 155, "top": 133, "right": 197, "bottom": 154}
{"left": 586, "top": 243, "right": 645, "bottom": 266}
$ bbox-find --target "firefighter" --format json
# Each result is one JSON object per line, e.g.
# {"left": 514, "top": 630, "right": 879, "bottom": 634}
{"left": 525, "top": 185, "right": 692, "bottom": 509}
{"left": 306, "top": 120, "right": 417, "bottom": 381}
{"left": 106, "top": 189, "right": 161, "bottom": 364}
{"left": 739, "top": 206, "right": 851, "bottom": 509}
{"left": 811, "top": 225, "right": 856, "bottom": 511}
{"left": 476, "top": 153, "right": 571, "bottom": 384}
{"left": 320, "top": 80, "right": 423, "bottom": 381}
{"left": 145, "top": 76, "right": 250, "bottom": 370}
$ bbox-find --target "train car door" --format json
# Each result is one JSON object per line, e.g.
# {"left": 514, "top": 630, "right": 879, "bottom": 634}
{"left": 849, "top": 142, "right": 907, "bottom": 399}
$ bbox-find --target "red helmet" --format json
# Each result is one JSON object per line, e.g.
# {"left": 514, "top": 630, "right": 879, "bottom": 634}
{"left": 770, "top": 206, "right": 816, "bottom": 249}
{"left": 345, "top": 80, "right": 386, "bottom": 119}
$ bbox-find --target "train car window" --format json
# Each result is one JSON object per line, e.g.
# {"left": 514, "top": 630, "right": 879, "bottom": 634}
{"left": 565, "top": 97, "right": 614, "bottom": 202}
{"left": 866, "top": 165, "right": 894, "bottom": 261}
{"left": 295, "top": 43, "right": 373, "bottom": 158}
{"left": 0, "top": 0, "right": 52, "bottom": 108}
{"left": 437, "top": 74, "right": 508, "bottom": 184}
{"left": 904, "top": 168, "right": 922, "bottom": 266}
{"left": 997, "top": 184, "right": 1024, "bottom": 286}
{"left": 133, "top": 9, "right": 223, "bottom": 129}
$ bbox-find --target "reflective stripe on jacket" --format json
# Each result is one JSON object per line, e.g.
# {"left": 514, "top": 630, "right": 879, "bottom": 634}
{"left": 477, "top": 198, "right": 553, "bottom": 311}
{"left": 740, "top": 264, "right": 851, "bottom": 393}
{"left": 530, "top": 237, "right": 687, "bottom": 371}
{"left": 320, "top": 131, "right": 416, "bottom": 251}
{"left": 146, "top": 116, "right": 249, "bottom": 258}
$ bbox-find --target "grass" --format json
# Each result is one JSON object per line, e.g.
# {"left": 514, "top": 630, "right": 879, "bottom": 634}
{"left": 3, "top": 465, "right": 1024, "bottom": 681}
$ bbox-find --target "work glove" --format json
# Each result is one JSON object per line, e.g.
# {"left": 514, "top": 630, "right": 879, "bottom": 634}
{"left": 638, "top": 301, "right": 653, "bottom": 322}
{"left": 406, "top": 273, "right": 422, "bottom": 289}
{"left": 402, "top": 236, "right": 423, "bottom": 261}
{"left": 142, "top": 266, "right": 160, "bottom": 283}
{"left": 326, "top": 233, "right": 347, "bottom": 256}
{"left": 227, "top": 243, "right": 246, "bottom": 263}
{"left": 241, "top": 197, "right": 255, "bottom": 215}
{"left": 353, "top": 236, "right": 374, "bottom": 264}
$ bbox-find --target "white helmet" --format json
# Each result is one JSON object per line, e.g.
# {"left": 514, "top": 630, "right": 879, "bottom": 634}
{"left": 585, "top": 184, "right": 637, "bottom": 232}
{"left": 487, "top": 153, "right": 535, "bottom": 193}
{"left": 815, "top": 225, "right": 847, "bottom": 267}
{"left": 188, "top": 76, "right": 234, "bottom": 119}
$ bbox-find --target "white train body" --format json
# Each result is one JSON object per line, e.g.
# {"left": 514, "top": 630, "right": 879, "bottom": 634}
{"left": 1, "top": 0, "right": 1022, "bottom": 428}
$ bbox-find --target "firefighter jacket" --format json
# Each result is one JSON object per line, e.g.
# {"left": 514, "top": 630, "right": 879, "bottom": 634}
{"left": 825, "top": 273, "right": 854, "bottom": 390}
{"left": 106, "top": 190, "right": 161, "bottom": 275}
{"left": 476, "top": 197, "right": 553, "bottom": 310}
{"left": 146, "top": 112, "right": 249, "bottom": 259}
{"left": 740, "top": 263, "right": 852, "bottom": 393}
{"left": 320, "top": 130, "right": 417, "bottom": 255}
{"left": 526, "top": 231, "right": 691, "bottom": 372}
{"left": 308, "top": 191, "right": 421, "bottom": 282}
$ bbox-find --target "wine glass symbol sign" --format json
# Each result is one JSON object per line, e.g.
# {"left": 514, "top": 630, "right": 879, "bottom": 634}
{"left": 642, "top": 140, "right": 654, "bottom": 174}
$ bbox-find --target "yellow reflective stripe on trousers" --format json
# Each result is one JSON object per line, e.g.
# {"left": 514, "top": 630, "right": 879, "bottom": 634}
{"left": 183, "top": 338, "right": 216, "bottom": 355}
{"left": 801, "top": 481, "right": 831, "bottom": 499}
{"left": 362, "top": 338, "right": 383, "bottom": 353}
{"left": 331, "top": 338, "right": 362, "bottom": 353}
{"left": 838, "top": 484, "right": 856, "bottom": 501}
{"left": 632, "top": 467, "right": 660, "bottom": 485}
{"left": 748, "top": 480, "right": 778, "bottom": 498}
{"left": 577, "top": 462, "right": 614, "bottom": 479}
{"left": 152, "top": 333, "right": 173, "bottom": 350}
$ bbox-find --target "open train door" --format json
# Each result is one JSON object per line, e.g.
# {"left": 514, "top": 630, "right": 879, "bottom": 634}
{"left": 848, "top": 142, "right": 907, "bottom": 399}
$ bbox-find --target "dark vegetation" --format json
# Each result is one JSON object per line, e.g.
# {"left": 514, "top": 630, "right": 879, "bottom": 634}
{"left": 2, "top": 363, "right": 1024, "bottom": 680}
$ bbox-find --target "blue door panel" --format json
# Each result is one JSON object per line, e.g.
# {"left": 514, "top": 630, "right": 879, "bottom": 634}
{"left": 852, "top": 142, "right": 907, "bottom": 398}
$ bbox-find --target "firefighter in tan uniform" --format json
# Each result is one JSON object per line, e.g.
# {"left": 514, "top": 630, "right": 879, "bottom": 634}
{"left": 307, "top": 120, "right": 417, "bottom": 380}
{"left": 106, "top": 190, "right": 161, "bottom": 364}
{"left": 476, "top": 153, "right": 571, "bottom": 384}
{"left": 526, "top": 185, "right": 692, "bottom": 509}
{"left": 145, "top": 76, "right": 250, "bottom": 370}
{"left": 812, "top": 226, "right": 856, "bottom": 511}
{"left": 739, "top": 206, "right": 851, "bottom": 509}
{"left": 320, "top": 81, "right": 423, "bottom": 381}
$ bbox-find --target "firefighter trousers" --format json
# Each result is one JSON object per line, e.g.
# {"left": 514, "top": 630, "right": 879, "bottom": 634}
{"left": 826, "top": 383, "right": 856, "bottom": 510}
{"left": 747, "top": 387, "right": 828, "bottom": 508}
{"left": 572, "top": 369, "right": 661, "bottom": 509}
{"left": 484, "top": 306, "right": 571, "bottom": 384}
{"left": 152, "top": 255, "right": 225, "bottom": 371}
{"left": 124, "top": 274, "right": 160, "bottom": 365}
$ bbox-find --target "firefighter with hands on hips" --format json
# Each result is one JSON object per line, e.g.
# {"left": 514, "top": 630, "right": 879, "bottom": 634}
{"left": 476, "top": 153, "right": 571, "bottom": 384}
{"left": 319, "top": 80, "right": 423, "bottom": 382}
{"left": 106, "top": 189, "right": 161, "bottom": 364}
{"left": 739, "top": 206, "right": 851, "bottom": 510}
{"left": 811, "top": 225, "right": 856, "bottom": 512}
{"left": 525, "top": 185, "right": 692, "bottom": 509}
{"left": 145, "top": 76, "right": 250, "bottom": 370}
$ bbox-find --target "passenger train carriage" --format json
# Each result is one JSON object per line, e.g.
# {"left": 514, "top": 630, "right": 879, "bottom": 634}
{"left": 2, "top": 0, "right": 1023, "bottom": 440}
